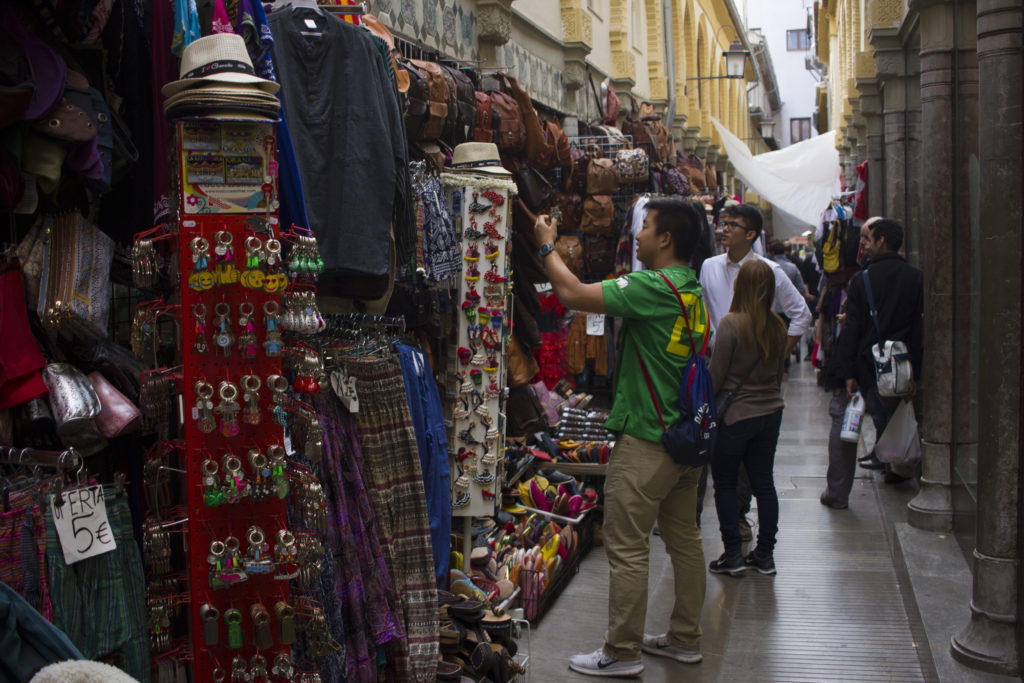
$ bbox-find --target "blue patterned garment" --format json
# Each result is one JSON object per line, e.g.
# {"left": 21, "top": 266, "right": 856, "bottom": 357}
{"left": 419, "top": 177, "right": 460, "bottom": 282}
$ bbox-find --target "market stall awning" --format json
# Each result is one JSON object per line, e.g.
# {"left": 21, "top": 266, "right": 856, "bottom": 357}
{"left": 712, "top": 117, "right": 840, "bottom": 239}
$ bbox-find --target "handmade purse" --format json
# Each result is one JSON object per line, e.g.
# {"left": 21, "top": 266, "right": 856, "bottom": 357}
{"left": 37, "top": 212, "right": 114, "bottom": 340}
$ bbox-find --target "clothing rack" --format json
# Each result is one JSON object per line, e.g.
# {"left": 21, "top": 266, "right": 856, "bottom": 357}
{"left": 0, "top": 446, "right": 81, "bottom": 469}
{"left": 320, "top": 2, "right": 366, "bottom": 16}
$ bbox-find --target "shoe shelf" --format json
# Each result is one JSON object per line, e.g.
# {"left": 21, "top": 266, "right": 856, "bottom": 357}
{"left": 536, "top": 462, "right": 607, "bottom": 477}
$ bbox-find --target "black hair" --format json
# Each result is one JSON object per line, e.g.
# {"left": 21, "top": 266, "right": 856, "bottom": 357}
{"left": 769, "top": 240, "right": 787, "bottom": 255}
{"left": 869, "top": 218, "right": 904, "bottom": 252}
{"left": 646, "top": 197, "right": 702, "bottom": 261}
{"left": 720, "top": 203, "right": 764, "bottom": 240}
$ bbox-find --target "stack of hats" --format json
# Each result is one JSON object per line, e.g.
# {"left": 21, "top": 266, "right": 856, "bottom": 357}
{"left": 162, "top": 34, "right": 280, "bottom": 120}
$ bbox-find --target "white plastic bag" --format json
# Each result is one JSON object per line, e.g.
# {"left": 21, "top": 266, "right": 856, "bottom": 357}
{"left": 875, "top": 400, "right": 921, "bottom": 466}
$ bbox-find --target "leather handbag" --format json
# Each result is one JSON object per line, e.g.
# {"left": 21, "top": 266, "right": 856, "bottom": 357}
{"left": 489, "top": 89, "right": 526, "bottom": 153}
{"left": 88, "top": 371, "right": 141, "bottom": 438}
{"left": 552, "top": 193, "right": 583, "bottom": 234}
{"left": 507, "top": 335, "right": 540, "bottom": 388}
{"left": 498, "top": 72, "right": 548, "bottom": 166}
{"left": 406, "top": 59, "right": 449, "bottom": 140}
{"left": 517, "top": 166, "right": 554, "bottom": 213}
{"left": 660, "top": 164, "right": 691, "bottom": 196}
{"left": 586, "top": 158, "right": 618, "bottom": 195}
{"left": 555, "top": 235, "right": 585, "bottom": 277}
{"left": 472, "top": 90, "right": 497, "bottom": 143}
{"left": 37, "top": 212, "right": 114, "bottom": 341}
{"left": 568, "top": 149, "right": 589, "bottom": 195}
{"left": 441, "top": 64, "right": 476, "bottom": 144}
{"left": 580, "top": 195, "right": 614, "bottom": 236}
{"left": 583, "top": 234, "right": 616, "bottom": 276}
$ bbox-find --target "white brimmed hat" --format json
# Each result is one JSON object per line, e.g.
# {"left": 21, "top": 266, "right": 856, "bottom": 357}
{"left": 162, "top": 33, "right": 279, "bottom": 98}
{"left": 449, "top": 142, "right": 510, "bottom": 176}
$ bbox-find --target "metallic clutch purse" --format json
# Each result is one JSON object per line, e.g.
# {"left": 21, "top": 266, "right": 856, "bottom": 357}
{"left": 42, "top": 363, "right": 101, "bottom": 438}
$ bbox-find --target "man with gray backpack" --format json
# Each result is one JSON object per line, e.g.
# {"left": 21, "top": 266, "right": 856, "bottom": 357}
{"left": 833, "top": 218, "right": 923, "bottom": 484}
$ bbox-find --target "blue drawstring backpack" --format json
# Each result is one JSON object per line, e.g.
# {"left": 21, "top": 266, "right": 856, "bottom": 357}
{"left": 634, "top": 272, "right": 717, "bottom": 467}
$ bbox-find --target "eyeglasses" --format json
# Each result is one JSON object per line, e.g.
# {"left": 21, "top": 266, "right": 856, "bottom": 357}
{"left": 720, "top": 220, "right": 749, "bottom": 231}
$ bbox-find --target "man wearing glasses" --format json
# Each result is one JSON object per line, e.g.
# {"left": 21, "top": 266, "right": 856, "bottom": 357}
{"left": 697, "top": 204, "right": 812, "bottom": 541}
{"left": 700, "top": 204, "right": 812, "bottom": 349}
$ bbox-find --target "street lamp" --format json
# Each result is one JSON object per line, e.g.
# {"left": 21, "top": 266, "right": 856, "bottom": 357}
{"left": 759, "top": 119, "right": 776, "bottom": 139}
{"left": 684, "top": 37, "right": 751, "bottom": 93}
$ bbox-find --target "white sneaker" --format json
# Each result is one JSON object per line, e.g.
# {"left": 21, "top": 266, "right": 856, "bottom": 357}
{"left": 641, "top": 634, "right": 703, "bottom": 664}
{"left": 568, "top": 648, "right": 644, "bottom": 677}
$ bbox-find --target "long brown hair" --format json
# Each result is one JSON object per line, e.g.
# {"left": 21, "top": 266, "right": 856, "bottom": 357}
{"left": 728, "top": 259, "right": 787, "bottom": 361}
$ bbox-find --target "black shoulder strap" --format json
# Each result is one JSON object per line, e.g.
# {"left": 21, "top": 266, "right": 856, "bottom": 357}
{"left": 861, "top": 269, "right": 883, "bottom": 343}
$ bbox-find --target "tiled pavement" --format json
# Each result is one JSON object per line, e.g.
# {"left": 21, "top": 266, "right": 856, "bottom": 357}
{"left": 525, "top": 362, "right": 1015, "bottom": 682}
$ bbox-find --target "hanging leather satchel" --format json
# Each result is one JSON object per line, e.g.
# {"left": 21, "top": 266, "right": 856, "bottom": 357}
{"left": 580, "top": 195, "right": 615, "bottom": 236}
{"left": 586, "top": 158, "right": 618, "bottom": 195}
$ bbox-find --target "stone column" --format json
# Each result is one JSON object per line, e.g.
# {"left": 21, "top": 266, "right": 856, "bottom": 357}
{"left": 855, "top": 76, "right": 886, "bottom": 217}
{"left": 950, "top": 0, "right": 1021, "bottom": 674}
{"left": 907, "top": 0, "right": 979, "bottom": 534}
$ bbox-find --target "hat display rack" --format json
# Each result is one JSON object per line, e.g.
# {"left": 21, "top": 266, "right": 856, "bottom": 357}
{"left": 135, "top": 32, "right": 330, "bottom": 682}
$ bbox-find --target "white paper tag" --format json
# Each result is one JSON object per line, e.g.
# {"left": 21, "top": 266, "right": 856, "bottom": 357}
{"left": 304, "top": 18, "right": 318, "bottom": 29}
{"left": 50, "top": 485, "right": 117, "bottom": 565}
{"left": 535, "top": 282, "right": 553, "bottom": 293}
{"left": 283, "top": 432, "right": 294, "bottom": 456}
{"left": 586, "top": 314, "right": 606, "bottom": 336}
{"left": 330, "top": 370, "right": 359, "bottom": 413}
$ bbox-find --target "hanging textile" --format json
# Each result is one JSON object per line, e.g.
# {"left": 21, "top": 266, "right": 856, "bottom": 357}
{"left": 268, "top": 10, "right": 413, "bottom": 290}
{"left": 44, "top": 491, "right": 149, "bottom": 682}
{"left": 395, "top": 342, "right": 451, "bottom": 588}
{"left": 417, "top": 175, "right": 461, "bottom": 282}
{"left": 314, "top": 394, "right": 405, "bottom": 681}
{"left": 342, "top": 357, "right": 439, "bottom": 683}
{"left": 0, "top": 490, "right": 50, "bottom": 620}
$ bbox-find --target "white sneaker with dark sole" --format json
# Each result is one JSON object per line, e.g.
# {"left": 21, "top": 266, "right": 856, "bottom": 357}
{"left": 641, "top": 634, "right": 703, "bottom": 664}
{"left": 568, "top": 648, "right": 644, "bottom": 677}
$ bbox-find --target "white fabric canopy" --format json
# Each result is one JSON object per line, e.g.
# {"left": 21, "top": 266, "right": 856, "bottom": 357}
{"left": 711, "top": 117, "right": 841, "bottom": 239}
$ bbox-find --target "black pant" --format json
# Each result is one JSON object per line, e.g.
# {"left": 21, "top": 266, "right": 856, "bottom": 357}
{"left": 712, "top": 409, "right": 784, "bottom": 557}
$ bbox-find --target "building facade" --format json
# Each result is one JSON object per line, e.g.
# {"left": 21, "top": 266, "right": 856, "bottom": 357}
{"left": 813, "top": 0, "right": 1023, "bottom": 675}
{"left": 747, "top": 0, "right": 821, "bottom": 148}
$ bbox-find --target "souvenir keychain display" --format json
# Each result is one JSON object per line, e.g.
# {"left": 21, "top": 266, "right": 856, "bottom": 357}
{"left": 171, "top": 120, "right": 329, "bottom": 681}
{"left": 441, "top": 180, "right": 514, "bottom": 518}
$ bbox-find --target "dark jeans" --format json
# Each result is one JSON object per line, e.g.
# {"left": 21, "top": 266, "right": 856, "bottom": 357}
{"left": 696, "top": 462, "right": 751, "bottom": 524}
{"left": 712, "top": 409, "right": 783, "bottom": 558}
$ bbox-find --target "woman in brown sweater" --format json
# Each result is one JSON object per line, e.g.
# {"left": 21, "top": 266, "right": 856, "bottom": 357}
{"left": 707, "top": 259, "right": 787, "bottom": 576}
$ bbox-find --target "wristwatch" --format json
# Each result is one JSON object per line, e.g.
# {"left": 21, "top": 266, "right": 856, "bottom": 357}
{"left": 538, "top": 243, "right": 556, "bottom": 258}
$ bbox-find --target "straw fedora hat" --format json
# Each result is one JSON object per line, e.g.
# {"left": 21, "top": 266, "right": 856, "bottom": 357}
{"left": 449, "top": 142, "right": 510, "bottom": 176}
{"left": 162, "top": 33, "right": 279, "bottom": 98}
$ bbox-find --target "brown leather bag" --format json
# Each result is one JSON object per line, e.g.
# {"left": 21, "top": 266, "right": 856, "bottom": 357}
{"left": 705, "top": 163, "right": 718, "bottom": 191}
{"left": 569, "top": 149, "right": 589, "bottom": 194}
{"left": 517, "top": 166, "right": 554, "bottom": 213}
{"left": 507, "top": 335, "right": 540, "bottom": 387}
{"left": 583, "top": 234, "right": 616, "bottom": 276}
{"left": 488, "top": 89, "right": 526, "bottom": 153}
{"left": 581, "top": 195, "right": 614, "bottom": 236}
{"left": 363, "top": 14, "right": 409, "bottom": 93}
{"left": 407, "top": 59, "right": 449, "bottom": 140}
{"left": 472, "top": 91, "right": 497, "bottom": 143}
{"left": 680, "top": 153, "right": 706, "bottom": 190}
{"left": 552, "top": 193, "right": 583, "bottom": 234}
{"left": 555, "top": 235, "right": 585, "bottom": 277}
{"left": 498, "top": 72, "right": 548, "bottom": 165}
{"left": 586, "top": 158, "right": 619, "bottom": 195}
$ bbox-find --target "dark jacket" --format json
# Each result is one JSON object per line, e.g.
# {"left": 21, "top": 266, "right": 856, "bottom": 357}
{"left": 834, "top": 252, "right": 923, "bottom": 390}
{"left": 269, "top": 9, "right": 412, "bottom": 285}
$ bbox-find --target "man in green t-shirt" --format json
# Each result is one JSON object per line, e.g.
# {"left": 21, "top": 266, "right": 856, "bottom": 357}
{"left": 535, "top": 197, "right": 710, "bottom": 678}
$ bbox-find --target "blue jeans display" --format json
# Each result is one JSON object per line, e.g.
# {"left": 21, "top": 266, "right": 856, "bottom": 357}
{"left": 712, "top": 409, "right": 784, "bottom": 558}
{"left": 396, "top": 343, "right": 451, "bottom": 587}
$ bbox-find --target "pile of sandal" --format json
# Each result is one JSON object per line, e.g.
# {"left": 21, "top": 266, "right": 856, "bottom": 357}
{"left": 553, "top": 440, "right": 612, "bottom": 464}
{"left": 438, "top": 588, "right": 526, "bottom": 682}
{"left": 516, "top": 472, "right": 598, "bottom": 517}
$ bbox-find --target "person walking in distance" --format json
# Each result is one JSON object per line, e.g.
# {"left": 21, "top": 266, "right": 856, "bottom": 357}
{"left": 832, "top": 218, "right": 923, "bottom": 484}
{"left": 707, "top": 260, "right": 789, "bottom": 576}
{"left": 534, "top": 198, "right": 709, "bottom": 677}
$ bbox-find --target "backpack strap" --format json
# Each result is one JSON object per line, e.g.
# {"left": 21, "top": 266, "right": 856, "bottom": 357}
{"left": 860, "top": 268, "right": 883, "bottom": 344}
{"left": 632, "top": 340, "right": 667, "bottom": 432}
{"left": 656, "top": 271, "right": 709, "bottom": 357}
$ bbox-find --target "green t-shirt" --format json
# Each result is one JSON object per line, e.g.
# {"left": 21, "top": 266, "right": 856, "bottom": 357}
{"left": 601, "top": 265, "right": 710, "bottom": 443}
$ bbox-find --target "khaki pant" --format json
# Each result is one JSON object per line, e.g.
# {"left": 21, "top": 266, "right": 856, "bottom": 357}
{"left": 603, "top": 434, "right": 706, "bottom": 660}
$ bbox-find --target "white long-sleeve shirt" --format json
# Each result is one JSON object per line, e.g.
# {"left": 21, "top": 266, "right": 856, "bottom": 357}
{"left": 699, "top": 249, "right": 812, "bottom": 344}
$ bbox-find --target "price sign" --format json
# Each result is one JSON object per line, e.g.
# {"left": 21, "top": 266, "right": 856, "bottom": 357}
{"left": 586, "top": 314, "right": 606, "bottom": 336}
{"left": 50, "top": 485, "right": 117, "bottom": 565}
